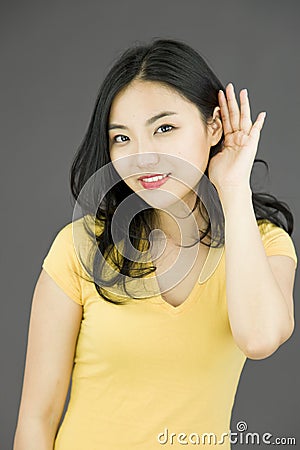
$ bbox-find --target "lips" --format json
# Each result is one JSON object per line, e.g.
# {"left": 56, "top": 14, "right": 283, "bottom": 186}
{"left": 138, "top": 172, "right": 171, "bottom": 190}
{"left": 138, "top": 173, "right": 168, "bottom": 180}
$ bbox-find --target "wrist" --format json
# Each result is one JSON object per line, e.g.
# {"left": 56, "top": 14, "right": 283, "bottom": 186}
{"left": 217, "top": 185, "right": 252, "bottom": 211}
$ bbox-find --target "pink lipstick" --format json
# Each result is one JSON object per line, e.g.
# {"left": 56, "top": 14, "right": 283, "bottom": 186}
{"left": 138, "top": 172, "right": 171, "bottom": 190}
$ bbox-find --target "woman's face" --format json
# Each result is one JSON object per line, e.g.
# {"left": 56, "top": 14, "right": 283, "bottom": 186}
{"left": 108, "top": 79, "right": 222, "bottom": 211}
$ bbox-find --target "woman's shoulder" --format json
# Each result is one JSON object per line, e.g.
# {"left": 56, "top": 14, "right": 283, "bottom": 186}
{"left": 42, "top": 215, "right": 106, "bottom": 305}
{"left": 49, "top": 214, "right": 106, "bottom": 252}
{"left": 256, "top": 219, "right": 298, "bottom": 267}
{"left": 257, "top": 218, "right": 291, "bottom": 238}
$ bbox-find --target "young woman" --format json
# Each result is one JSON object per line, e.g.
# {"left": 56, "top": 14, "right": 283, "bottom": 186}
{"left": 14, "top": 38, "right": 297, "bottom": 450}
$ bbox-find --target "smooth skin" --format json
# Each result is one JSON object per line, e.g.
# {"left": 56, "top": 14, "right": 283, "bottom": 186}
{"left": 108, "top": 79, "right": 223, "bottom": 244}
{"left": 13, "top": 270, "right": 82, "bottom": 449}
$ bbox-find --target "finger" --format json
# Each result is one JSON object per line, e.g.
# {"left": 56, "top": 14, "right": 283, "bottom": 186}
{"left": 249, "top": 112, "right": 266, "bottom": 143}
{"left": 226, "top": 83, "right": 240, "bottom": 132}
{"left": 218, "top": 90, "right": 233, "bottom": 135}
{"left": 240, "top": 89, "right": 252, "bottom": 134}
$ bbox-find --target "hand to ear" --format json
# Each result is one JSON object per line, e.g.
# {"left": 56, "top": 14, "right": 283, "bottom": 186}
{"left": 208, "top": 83, "right": 266, "bottom": 196}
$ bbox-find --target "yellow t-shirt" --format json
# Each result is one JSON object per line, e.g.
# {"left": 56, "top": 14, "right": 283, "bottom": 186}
{"left": 41, "top": 217, "right": 298, "bottom": 450}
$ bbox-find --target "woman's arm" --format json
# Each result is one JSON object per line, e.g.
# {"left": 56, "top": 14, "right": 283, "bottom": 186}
{"left": 208, "top": 85, "right": 296, "bottom": 360}
{"left": 13, "top": 269, "right": 83, "bottom": 450}
{"left": 219, "top": 186, "right": 296, "bottom": 360}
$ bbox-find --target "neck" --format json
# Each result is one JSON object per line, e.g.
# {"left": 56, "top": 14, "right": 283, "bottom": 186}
{"left": 153, "top": 201, "right": 207, "bottom": 248}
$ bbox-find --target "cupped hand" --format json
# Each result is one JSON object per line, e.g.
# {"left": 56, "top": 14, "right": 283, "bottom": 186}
{"left": 208, "top": 83, "right": 266, "bottom": 195}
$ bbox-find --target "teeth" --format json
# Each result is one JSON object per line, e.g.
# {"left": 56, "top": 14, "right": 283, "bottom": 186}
{"left": 142, "top": 174, "right": 168, "bottom": 183}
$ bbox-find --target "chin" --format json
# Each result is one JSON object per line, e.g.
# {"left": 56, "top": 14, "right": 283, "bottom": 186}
{"left": 136, "top": 188, "right": 192, "bottom": 211}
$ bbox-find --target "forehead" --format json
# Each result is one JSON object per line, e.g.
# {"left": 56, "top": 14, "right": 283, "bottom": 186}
{"left": 109, "top": 80, "right": 195, "bottom": 118}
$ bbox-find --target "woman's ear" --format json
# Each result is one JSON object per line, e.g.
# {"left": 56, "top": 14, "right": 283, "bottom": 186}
{"left": 208, "top": 106, "right": 223, "bottom": 146}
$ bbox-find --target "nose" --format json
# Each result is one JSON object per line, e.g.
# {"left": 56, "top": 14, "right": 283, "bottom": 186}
{"left": 136, "top": 151, "right": 159, "bottom": 170}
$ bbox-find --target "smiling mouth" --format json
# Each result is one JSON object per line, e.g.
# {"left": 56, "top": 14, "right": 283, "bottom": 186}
{"left": 138, "top": 172, "right": 171, "bottom": 189}
{"left": 138, "top": 172, "right": 170, "bottom": 182}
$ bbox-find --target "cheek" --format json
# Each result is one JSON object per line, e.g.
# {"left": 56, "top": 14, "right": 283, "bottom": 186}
{"left": 111, "top": 158, "right": 138, "bottom": 190}
{"left": 177, "top": 139, "right": 208, "bottom": 166}
{"left": 110, "top": 157, "right": 127, "bottom": 181}
{"left": 175, "top": 145, "right": 209, "bottom": 187}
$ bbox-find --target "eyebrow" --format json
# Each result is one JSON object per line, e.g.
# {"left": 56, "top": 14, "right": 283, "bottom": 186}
{"left": 108, "top": 111, "right": 178, "bottom": 131}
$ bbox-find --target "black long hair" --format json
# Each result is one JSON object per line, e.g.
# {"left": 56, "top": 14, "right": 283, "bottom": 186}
{"left": 70, "top": 38, "right": 294, "bottom": 305}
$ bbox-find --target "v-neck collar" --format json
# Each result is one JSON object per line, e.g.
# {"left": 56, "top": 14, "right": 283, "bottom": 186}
{"left": 147, "top": 244, "right": 225, "bottom": 314}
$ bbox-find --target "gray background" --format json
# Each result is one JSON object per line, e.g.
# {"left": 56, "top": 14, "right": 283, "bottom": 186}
{"left": 1, "top": 1, "right": 299, "bottom": 448}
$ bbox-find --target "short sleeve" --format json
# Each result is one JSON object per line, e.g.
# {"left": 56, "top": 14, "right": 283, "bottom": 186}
{"left": 42, "top": 222, "right": 83, "bottom": 305}
{"left": 258, "top": 220, "right": 298, "bottom": 269}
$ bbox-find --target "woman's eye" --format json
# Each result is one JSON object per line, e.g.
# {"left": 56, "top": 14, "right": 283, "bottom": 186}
{"left": 113, "top": 135, "right": 129, "bottom": 143}
{"left": 112, "top": 125, "right": 174, "bottom": 144}
{"left": 156, "top": 124, "right": 174, "bottom": 134}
